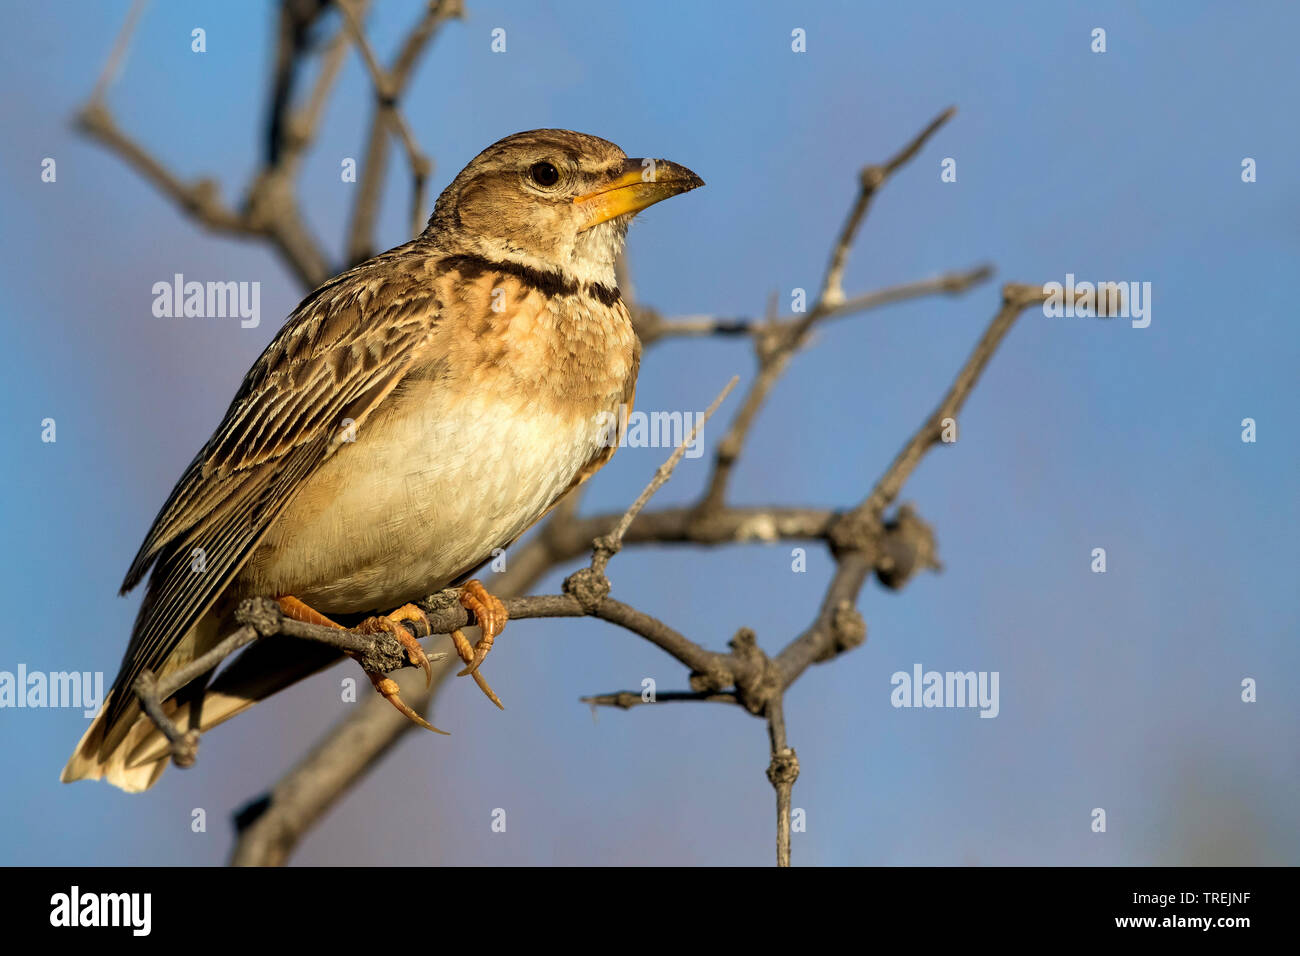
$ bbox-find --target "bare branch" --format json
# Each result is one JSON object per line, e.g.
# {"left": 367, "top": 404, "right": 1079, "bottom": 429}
{"left": 78, "top": 1, "right": 337, "bottom": 289}
{"left": 695, "top": 109, "right": 963, "bottom": 515}
{"left": 232, "top": 542, "right": 548, "bottom": 867}
{"left": 773, "top": 284, "right": 1050, "bottom": 688}
{"left": 344, "top": 0, "right": 461, "bottom": 262}
{"left": 224, "top": 497, "right": 835, "bottom": 865}
{"left": 589, "top": 375, "right": 737, "bottom": 576}
{"left": 819, "top": 106, "right": 956, "bottom": 310}
{"left": 271, "top": 12, "right": 350, "bottom": 176}
{"left": 640, "top": 264, "right": 993, "bottom": 343}
{"left": 765, "top": 698, "right": 798, "bottom": 868}
{"left": 89, "top": 0, "right": 149, "bottom": 105}
{"left": 76, "top": 104, "right": 256, "bottom": 236}
{"left": 133, "top": 671, "right": 199, "bottom": 769}
{"left": 857, "top": 282, "right": 1048, "bottom": 519}
{"left": 226, "top": 586, "right": 728, "bottom": 865}
{"left": 337, "top": 0, "right": 435, "bottom": 237}
{"left": 581, "top": 690, "right": 738, "bottom": 709}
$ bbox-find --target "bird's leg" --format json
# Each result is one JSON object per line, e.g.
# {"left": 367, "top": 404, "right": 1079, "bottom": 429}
{"left": 277, "top": 595, "right": 344, "bottom": 630}
{"left": 448, "top": 580, "right": 508, "bottom": 709}
{"left": 275, "top": 596, "right": 446, "bottom": 734}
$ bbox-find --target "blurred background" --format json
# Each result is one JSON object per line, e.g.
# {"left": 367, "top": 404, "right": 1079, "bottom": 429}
{"left": 1, "top": 0, "right": 1296, "bottom": 865}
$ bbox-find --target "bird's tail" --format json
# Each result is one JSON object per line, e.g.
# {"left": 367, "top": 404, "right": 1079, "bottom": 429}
{"left": 60, "top": 689, "right": 192, "bottom": 792}
{"left": 61, "top": 625, "right": 342, "bottom": 793}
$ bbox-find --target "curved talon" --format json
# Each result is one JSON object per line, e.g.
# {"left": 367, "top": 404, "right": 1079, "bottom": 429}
{"left": 278, "top": 594, "right": 445, "bottom": 732}
{"left": 456, "top": 580, "right": 508, "bottom": 681}
{"left": 370, "top": 674, "right": 448, "bottom": 735}
{"left": 358, "top": 603, "right": 432, "bottom": 688}
{"left": 450, "top": 629, "right": 504, "bottom": 710}
{"left": 470, "top": 670, "right": 504, "bottom": 710}
{"left": 456, "top": 642, "right": 493, "bottom": 678}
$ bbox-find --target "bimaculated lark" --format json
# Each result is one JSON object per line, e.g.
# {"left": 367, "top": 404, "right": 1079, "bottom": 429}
{"left": 63, "top": 129, "right": 703, "bottom": 792}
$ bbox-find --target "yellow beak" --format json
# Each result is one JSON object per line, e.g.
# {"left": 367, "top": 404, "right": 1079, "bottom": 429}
{"left": 574, "top": 158, "right": 704, "bottom": 231}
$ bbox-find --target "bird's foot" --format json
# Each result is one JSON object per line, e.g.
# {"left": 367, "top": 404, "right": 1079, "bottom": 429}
{"left": 277, "top": 596, "right": 445, "bottom": 734}
{"left": 356, "top": 604, "right": 433, "bottom": 688}
{"left": 355, "top": 603, "right": 447, "bottom": 733}
{"left": 451, "top": 579, "right": 508, "bottom": 709}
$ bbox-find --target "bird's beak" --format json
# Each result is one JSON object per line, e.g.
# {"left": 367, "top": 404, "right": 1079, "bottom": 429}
{"left": 574, "top": 157, "right": 704, "bottom": 230}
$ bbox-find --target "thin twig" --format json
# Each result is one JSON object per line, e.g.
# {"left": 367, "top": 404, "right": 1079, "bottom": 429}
{"left": 77, "top": 3, "right": 335, "bottom": 289}
{"left": 590, "top": 376, "right": 738, "bottom": 576}
{"left": 581, "top": 690, "right": 738, "bottom": 709}
{"left": 696, "top": 109, "right": 960, "bottom": 515}
{"left": 858, "top": 282, "right": 1047, "bottom": 518}
{"left": 765, "top": 698, "right": 798, "bottom": 867}
{"left": 642, "top": 264, "right": 993, "bottom": 342}
{"left": 818, "top": 106, "right": 956, "bottom": 310}
{"left": 344, "top": 0, "right": 460, "bottom": 261}
{"left": 337, "top": 0, "right": 436, "bottom": 238}
{"left": 773, "top": 283, "right": 1049, "bottom": 688}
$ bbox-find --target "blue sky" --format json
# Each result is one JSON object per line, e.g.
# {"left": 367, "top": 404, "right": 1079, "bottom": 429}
{"left": 0, "top": 0, "right": 1296, "bottom": 865}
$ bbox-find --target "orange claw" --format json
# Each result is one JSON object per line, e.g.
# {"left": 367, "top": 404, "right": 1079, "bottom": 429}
{"left": 449, "top": 628, "right": 503, "bottom": 710}
{"left": 357, "top": 603, "right": 433, "bottom": 688}
{"left": 278, "top": 595, "right": 443, "bottom": 733}
{"left": 369, "top": 673, "right": 448, "bottom": 735}
{"left": 452, "top": 580, "right": 508, "bottom": 709}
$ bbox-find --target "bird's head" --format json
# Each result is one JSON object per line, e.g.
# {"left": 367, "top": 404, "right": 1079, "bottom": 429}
{"left": 426, "top": 129, "right": 704, "bottom": 287}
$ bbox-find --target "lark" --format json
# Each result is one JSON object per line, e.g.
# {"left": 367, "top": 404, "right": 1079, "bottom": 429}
{"left": 63, "top": 129, "right": 703, "bottom": 792}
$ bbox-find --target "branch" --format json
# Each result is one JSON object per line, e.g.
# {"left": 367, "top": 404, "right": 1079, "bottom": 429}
{"left": 337, "top": 0, "right": 438, "bottom": 239}
{"left": 819, "top": 106, "right": 956, "bottom": 309}
{"left": 637, "top": 264, "right": 993, "bottom": 343}
{"left": 573, "top": 281, "right": 1046, "bottom": 867}
{"left": 225, "top": 590, "right": 727, "bottom": 865}
{"left": 765, "top": 698, "right": 798, "bottom": 868}
{"left": 78, "top": 0, "right": 336, "bottom": 289}
{"left": 695, "top": 107, "right": 964, "bottom": 514}
{"left": 87, "top": 0, "right": 147, "bottom": 105}
{"left": 581, "top": 690, "right": 738, "bottom": 709}
{"left": 266, "top": 0, "right": 338, "bottom": 166}
{"left": 589, "top": 375, "right": 737, "bottom": 576}
{"left": 857, "top": 282, "right": 1048, "bottom": 517}
{"left": 344, "top": 0, "right": 461, "bottom": 262}
{"left": 773, "top": 282, "right": 1050, "bottom": 689}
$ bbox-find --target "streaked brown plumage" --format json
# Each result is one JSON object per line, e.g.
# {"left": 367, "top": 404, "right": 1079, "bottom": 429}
{"left": 63, "top": 129, "right": 703, "bottom": 791}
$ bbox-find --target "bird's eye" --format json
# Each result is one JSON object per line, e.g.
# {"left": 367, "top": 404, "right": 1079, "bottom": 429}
{"left": 528, "top": 161, "right": 561, "bottom": 188}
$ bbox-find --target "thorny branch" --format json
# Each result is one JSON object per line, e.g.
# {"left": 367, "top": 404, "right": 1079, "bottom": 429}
{"left": 82, "top": 2, "right": 1043, "bottom": 868}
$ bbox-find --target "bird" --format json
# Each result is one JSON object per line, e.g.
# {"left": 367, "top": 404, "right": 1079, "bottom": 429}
{"left": 62, "top": 129, "right": 703, "bottom": 792}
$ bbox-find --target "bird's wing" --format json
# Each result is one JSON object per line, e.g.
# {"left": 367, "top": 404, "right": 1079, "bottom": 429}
{"left": 108, "top": 243, "right": 439, "bottom": 726}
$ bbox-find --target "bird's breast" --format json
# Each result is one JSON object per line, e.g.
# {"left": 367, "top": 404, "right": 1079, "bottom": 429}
{"left": 240, "top": 286, "right": 638, "bottom": 614}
